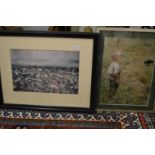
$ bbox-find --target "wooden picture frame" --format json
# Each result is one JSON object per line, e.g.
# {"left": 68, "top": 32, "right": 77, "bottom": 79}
{"left": 0, "top": 31, "right": 100, "bottom": 112}
{"left": 97, "top": 28, "right": 155, "bottom": 111}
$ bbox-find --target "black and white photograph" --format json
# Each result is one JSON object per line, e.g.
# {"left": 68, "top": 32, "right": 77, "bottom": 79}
{"left": 11, "top": 49, "right": 79, "bottom": 94}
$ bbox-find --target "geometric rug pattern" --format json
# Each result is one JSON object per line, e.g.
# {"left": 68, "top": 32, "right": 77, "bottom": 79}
{"left": 0, "top": 108, "right": 155, "bottom": 129}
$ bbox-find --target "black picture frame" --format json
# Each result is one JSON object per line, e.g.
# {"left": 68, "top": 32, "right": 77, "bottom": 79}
{"left": 97, "top": 28, "right": 155, "bottom": 111}
{"left": 0, "top": 31, "right": 100, "bottom": 113}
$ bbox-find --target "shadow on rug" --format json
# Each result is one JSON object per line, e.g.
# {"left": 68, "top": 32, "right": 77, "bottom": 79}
{"left": 0, "top": 118, "right": 122, "bottom": 129}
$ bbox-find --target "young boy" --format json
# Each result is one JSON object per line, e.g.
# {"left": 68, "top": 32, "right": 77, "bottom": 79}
{"left": 107, "top": 52, "right": 121, "bottom": 98}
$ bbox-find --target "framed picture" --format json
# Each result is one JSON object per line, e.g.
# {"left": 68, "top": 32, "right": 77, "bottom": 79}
{"left": 0, "top": 31, "right": 100, "bottom": 112}
{"left": 97, "top": 28, "right": 155, "bottom": 110}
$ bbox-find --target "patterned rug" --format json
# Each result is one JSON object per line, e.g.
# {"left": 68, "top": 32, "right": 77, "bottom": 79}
{"left": 0, "top": 108, "right": 154, "bottom": 129}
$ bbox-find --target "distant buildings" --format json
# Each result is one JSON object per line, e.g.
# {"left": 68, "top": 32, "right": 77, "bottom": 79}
{"left": 12, "top": 66, "right": 79, "bottom": 94}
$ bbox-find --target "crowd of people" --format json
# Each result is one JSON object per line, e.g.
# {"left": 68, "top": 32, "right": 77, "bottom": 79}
{"left": 12, "top": 65, "right": 79, "bottom": 94}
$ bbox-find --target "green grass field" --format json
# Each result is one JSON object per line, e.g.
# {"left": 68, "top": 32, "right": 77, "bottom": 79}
{"left": 100, "top": 36, "right": 155, "bottom": 105}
